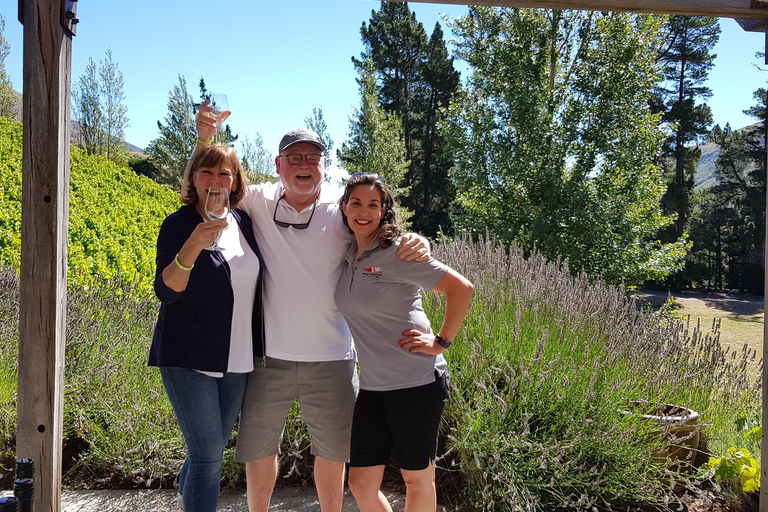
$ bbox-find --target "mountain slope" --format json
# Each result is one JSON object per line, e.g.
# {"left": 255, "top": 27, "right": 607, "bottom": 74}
{"left": 694, "top": 123, "right": 761, "bottom": 191}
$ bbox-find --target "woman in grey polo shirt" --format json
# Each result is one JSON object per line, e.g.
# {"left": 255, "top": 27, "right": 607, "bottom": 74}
{"left": 335, "top": 173, "right": 474, "bottom": 512}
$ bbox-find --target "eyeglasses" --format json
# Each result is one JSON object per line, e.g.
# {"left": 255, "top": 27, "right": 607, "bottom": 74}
{"left": 272, "top": 194, "right": 316, "bottom": 229}
{"left": 280, "top": 154, "right": 323, "bottom": 165}
{"left": 349, "top": 172, "right": 386, "bottom": 183}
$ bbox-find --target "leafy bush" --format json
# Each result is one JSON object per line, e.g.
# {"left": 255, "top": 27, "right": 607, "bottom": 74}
{"left": 430, "top": 234, "right": 758, "bottom": 511}
{"left": 699, "top": 414, "right": 762, "bottom": 501}
{"left": 0, "top": 117, "right": 179, "bottom": 292}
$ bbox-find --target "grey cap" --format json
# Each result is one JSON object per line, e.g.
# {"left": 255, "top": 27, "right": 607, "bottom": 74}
{"left": 279, "top": 128, "right": 326, "bottom": 154}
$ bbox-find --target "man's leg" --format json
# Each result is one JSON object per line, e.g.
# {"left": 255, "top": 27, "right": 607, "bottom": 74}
{"left": 313, "top": 457, "right": 346, "bottom": 512}
{"left": 297, "top": 360, "right": 358, "bottom": 512}
{"left": 236, "top": 358, "right": 298, "bottom": 512}
{"left": 245, "top": 455, "right": 278, "bottom": 512}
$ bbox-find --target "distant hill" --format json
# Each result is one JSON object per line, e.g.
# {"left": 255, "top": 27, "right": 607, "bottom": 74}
{"left": 694, "top": 123, "right": 761, "bottom": 190}
{"left": 11, "top": 89, "right": 144, "bottom": 154}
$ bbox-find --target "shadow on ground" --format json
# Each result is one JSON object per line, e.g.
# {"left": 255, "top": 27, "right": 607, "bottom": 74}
{"left": 631, "top": 289, "right": 764, "bottom": 317}
{"left": 54, "top": 487, "right": 417, "bottom": 512}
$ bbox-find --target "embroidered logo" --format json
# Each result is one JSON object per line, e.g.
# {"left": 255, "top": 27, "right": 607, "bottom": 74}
{"left": 362, "top": 266, "right": 383, "bottom": 278}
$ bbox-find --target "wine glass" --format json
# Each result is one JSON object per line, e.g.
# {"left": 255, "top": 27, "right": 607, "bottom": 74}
{"left": 209, "top": 93, "right": 229, "bottom": 142}
{"left": 204, "top": 187, "right": 230, "bottom": 251}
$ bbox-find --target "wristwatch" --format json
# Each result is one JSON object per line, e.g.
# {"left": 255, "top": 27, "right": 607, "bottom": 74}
{"left": 435, "top": 333, "right": 452, "bottom": 349}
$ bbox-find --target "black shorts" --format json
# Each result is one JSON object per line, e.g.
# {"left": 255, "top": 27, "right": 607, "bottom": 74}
{"left": 349, "top": 370, "right": 449, "bottom": 471}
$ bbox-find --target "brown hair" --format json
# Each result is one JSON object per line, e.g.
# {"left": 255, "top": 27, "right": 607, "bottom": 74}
{"left": 181, "top": 144, "right": 248, "bottom": 208}
{"left": 340, "top": 173, "right": 401, "bottom": 248}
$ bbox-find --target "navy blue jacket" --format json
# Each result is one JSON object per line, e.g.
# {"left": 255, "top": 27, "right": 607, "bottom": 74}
{"left": 149, "top": 205, "right": 265, "bottom": 372}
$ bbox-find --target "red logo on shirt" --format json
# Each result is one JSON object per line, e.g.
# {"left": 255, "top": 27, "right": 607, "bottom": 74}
{"left": 362, "top": 266, "right": 383, "bottom": 278}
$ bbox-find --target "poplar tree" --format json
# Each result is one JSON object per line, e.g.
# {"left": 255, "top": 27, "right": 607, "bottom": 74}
{"left": 305, "top": 106, "right": 334, "bottom": 172}
{"left": 72, "top": 49, "right": 130, "bottom": 165}
{"left": 99, "top": 49, "right": 130, "bottom": 165}
{"left": 73, "top": 57, "right": 105, "bottom": 156}
{"left": 338, "top": 61, "right": 412, "bottom": 225}
{"left": 445, "top": 7, "right": 687, "bottom": 285}
{"left": 240, "top": 132, "right": 275, "bottom": 183}
{"left": 0, "top": 15, "right": 16, "bottom": 120}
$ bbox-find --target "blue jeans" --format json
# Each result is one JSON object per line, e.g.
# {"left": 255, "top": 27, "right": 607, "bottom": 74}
{"left": 160, "top": 367, "right": 247, "bottom": 512}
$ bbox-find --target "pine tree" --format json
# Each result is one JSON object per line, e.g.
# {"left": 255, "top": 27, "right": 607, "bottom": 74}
{"left": 145, "top": 75, "right": 197, "bottom": 188}
{"left": 197, "top": 77, "right": 237, "bottom": 146}
{"left": 693, "top": 89, "right": 766, "bottom": 293}
{"left": 355, "top": 1, "right": 459, "bottom": 236}
{"left": 655, "top": 16, "right": 720, "bottom": 242}
{"left": 338, "top": 61, "right": 412, "bottom": 225}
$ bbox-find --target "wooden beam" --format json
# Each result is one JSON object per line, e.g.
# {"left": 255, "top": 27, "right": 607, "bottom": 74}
{"left": 402, "top": 0, "right": 768, "bottom": 20}
{"left": 762, "top": 31, "right": 768, "bottom": 511}
{"left": 17, "top": 0, "right": 71, "bottom": 511}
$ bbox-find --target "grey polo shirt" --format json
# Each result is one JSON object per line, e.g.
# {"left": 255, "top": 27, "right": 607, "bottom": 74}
{"left": 335, "top": 238, "right": 450, "bottom": 391}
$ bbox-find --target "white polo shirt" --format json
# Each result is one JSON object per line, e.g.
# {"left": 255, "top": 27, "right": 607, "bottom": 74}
{"left": 238, "top": 182, "right": 355, "bottom": 361}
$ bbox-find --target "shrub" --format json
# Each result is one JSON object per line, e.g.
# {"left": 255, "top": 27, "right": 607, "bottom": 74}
{"left": 430, "top": 234, "right": 758, "bottom": 511}
{"left": 0, "top": 232, "right": 759, "bottom": 509}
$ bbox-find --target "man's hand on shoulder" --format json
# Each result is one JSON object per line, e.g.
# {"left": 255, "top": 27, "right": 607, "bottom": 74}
{"left": 397, "top": 233, "right": 431, "bottom": 261}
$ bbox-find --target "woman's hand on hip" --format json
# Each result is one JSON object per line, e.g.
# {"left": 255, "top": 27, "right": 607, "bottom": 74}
{"left": 398, "top": 329, "right": 443, "bottom": 356}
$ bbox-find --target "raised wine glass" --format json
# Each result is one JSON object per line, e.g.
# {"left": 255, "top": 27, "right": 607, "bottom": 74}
{"left": 209, "top": 93, "right": 229, "bottom": 143}
{"left": 204, "top": 187, "right": 230, "bottom": 251}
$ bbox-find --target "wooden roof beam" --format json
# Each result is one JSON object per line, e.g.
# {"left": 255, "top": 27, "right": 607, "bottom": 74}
{"left": 401, "top": 0, "right": 768, "bottom": 22}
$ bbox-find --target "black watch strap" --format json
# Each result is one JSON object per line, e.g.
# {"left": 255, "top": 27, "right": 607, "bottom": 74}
{"left": 435, "top": 333, "right": 452, "bottom": 349}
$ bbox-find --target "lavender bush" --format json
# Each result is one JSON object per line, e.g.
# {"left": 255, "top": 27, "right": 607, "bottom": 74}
{"left": 431, "top": 234, "right": 759, "bottom": 510}
{"left": 0, "top": 233, "right": 760, "bottom": 510}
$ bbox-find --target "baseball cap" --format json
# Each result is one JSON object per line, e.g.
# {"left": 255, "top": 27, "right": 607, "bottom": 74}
{"left": 279, "top": 128, "right": 326, "bottom": 154}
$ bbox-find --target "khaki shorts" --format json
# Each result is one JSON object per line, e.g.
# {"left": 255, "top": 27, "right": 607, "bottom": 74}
{"left": 235, "top": 357, "right": 359, "bottom": 463}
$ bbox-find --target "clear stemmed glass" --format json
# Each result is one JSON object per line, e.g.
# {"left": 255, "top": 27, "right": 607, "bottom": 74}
{"left": 204, "top": 187, "right": 230, "bottom": 251}
{"left": 209, "top": 93, "right": 228, "bottom": 142}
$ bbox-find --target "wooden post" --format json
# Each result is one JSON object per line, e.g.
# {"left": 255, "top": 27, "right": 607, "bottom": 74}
{"left": 762, "top": 29, "right": 768, "bottom": 512}
{"left": 17, "top": 0, "right": 72, "bottom": 511}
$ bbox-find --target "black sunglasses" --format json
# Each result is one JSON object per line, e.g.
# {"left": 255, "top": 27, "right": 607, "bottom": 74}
{"left": 273, "top": 194, "right": 317, "bottom": 229}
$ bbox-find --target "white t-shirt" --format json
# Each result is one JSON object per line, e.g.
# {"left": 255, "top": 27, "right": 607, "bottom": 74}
{"left": 238, "top": 182, "right": 355, "bottom": 361}
{"left": 198, "top": 213, "right": 260, "bottom": 377}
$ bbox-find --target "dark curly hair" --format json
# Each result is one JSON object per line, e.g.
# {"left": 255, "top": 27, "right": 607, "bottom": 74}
{"left": 340, "top": 173, "right": 401, "bottom": 248}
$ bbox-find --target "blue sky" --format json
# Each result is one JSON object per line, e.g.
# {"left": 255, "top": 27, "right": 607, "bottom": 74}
{"left": 2, "top": 2, "right": 766, "bottom": 164}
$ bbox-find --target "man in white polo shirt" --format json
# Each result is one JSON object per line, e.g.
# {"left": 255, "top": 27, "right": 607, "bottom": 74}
{"left": 195, "top": 106, "right": 429, "bottom": 512}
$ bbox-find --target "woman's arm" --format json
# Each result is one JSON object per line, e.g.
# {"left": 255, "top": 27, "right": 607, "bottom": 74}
{"left": 398, "top": 269, "right": 474, "bottom": 356}
{"left": 160, "top": 218, "right": 227, "bottom": 293}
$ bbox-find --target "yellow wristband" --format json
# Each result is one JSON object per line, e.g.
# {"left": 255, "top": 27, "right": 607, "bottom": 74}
{"left": 174, "top": 254, "right": 194, "bottom": 271}
{"left": 197, "top": 136, "right": 214, "bottom": 145}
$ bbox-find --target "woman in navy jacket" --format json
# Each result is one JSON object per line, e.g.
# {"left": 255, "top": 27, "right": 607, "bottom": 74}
{"left": 149, "top": 143, "right": 264, "bottom": 512}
